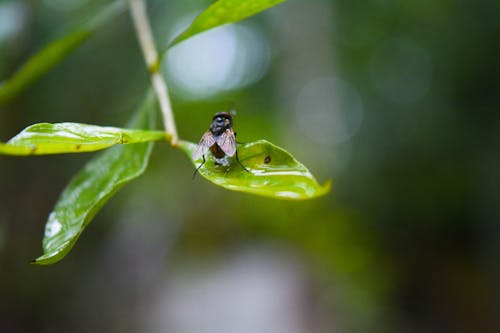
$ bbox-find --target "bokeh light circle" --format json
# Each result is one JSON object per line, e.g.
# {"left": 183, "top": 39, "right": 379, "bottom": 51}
{"left": 295, "top": 77, "right": 364, "bottom": 145}
{"left": 164, "top": 22, "right": 272, "bottom": 99}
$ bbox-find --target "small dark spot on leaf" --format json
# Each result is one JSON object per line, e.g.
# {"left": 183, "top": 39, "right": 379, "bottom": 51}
{"left": 30, "top": 146, "right": 37, "bottom": 155}
{"left": 264, "top": 155, "right": 271, "bottom": 164}
{"left": 75, "top": 145, "right": 81, "bottom": 150}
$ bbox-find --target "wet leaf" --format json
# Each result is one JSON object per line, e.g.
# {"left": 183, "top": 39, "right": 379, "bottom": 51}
{"left": 169, "top": 0, "right": 286, "bottom": 47}
{"left": 0, "top": 123, "right": 166, "bottom": 156}
{"left": 33, "top": 93, "right": 157, "bottom": 265}
{"left": 0, "top": 0, "right": 126, "bottom": 104}
{"left": 179, "top": 139, "right": 331, "bottom": 200}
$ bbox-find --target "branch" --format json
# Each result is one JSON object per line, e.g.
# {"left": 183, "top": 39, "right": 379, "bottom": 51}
{"left": 128, "top": 0, "right": 178, "bottom": 145}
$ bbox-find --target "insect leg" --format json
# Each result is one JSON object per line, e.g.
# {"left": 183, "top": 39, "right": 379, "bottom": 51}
{"left": 235, "top": 151, "right": 250, "bottom": 173}
{"left": 192, "top": 155, "right": 206, "bottom": 180}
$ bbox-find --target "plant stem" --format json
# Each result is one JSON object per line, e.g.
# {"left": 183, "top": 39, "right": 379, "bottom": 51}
{"left": 128, "top": 0, "right": 178, "bottom": 145}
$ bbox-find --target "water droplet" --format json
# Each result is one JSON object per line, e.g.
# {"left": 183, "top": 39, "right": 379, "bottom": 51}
{"left": 45, "top": 213, "right": 62, "bottom": 238}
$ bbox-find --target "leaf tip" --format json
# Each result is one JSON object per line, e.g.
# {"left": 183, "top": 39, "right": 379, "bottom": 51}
{"left": 29, "top": 258, "right": 44, "bottom": 265}
{"left": 310, "top": 178, "right": 331, "bottom": 198}
{"left": 322, "top": 178, "right": 333, "bottom": 193}
{"left": 31, "top": 253, "right": 58, "bottom": 266}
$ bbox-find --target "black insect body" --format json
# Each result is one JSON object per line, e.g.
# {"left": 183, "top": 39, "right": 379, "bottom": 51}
{"left": 193, "top": 112, "right": 249, "bottom": 177}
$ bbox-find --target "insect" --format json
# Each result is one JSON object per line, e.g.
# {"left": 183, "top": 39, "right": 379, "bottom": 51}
{"left": 193, "top": 112, "right": 249, "bottom": 177}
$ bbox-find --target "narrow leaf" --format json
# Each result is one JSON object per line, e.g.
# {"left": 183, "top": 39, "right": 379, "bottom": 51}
{"left": 0, "top": 123, "right": 166, "bottom": 156}
{"left": 33, "top": 93, "right": 157, "bottom": 265}
{"left": 169, "top": 0, "right": 286, "bottom": 48}
{"left": 179, "top": 139, "right": 331, "bottom": 200}
{"left": 0, "top": 0, "right": 126, "bottom": 104}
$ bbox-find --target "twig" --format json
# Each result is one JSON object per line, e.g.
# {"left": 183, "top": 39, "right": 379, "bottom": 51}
{"left": 128, "top": 0, "right": 178, "bottom": 145}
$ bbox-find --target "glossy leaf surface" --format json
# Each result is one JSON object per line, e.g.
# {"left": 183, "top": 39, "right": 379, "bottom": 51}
{"left": 33, "top": 94, "right": 157, "bottom": 265}
{"left": 0, "top": 0, "right": 126, "bottom": 104}
{"left": 169, "top": 0, "right": 286, "bottom": 47}
{"left": 0, "top": 123, "right": 166, "bottom": 156}
{"left": 180, "top": 139, "right": 331, "bottom": 200}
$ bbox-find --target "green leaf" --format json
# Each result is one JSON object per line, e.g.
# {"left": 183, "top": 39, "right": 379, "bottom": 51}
{"left": 169, "top": 0, "right": 286, "bottom": 48}
{"left": 0, "top": 0, "right": 126, "bottom": 104}
{"left": 33, "top": 93, "right": 157, "bottom": 265}
{"left": 179, "top": 139, "right": 331, "bottom": 200}
{"left": 0, "top": 123, "right": 166, "bottom": 156}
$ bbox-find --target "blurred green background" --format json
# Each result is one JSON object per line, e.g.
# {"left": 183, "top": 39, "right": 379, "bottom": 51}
{"left": 1, "top": 0, "right": 499, "bottom": 332}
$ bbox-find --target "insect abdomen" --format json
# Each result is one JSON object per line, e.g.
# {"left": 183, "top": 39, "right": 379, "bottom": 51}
{"left": 210, "top": 144, "right": 226, "bottom": 158}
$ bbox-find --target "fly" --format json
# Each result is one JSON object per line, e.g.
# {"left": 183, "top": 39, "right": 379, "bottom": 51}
{"left": 193, "top": 112, "right": 249, "bottom": 178}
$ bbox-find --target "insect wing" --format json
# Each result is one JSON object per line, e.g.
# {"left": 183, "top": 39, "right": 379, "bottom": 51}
{"left": 193, "top": 131, "right": 215, "bottom": 160}
{"left": 216, "top": 128, "right": 237, "bottom": 157}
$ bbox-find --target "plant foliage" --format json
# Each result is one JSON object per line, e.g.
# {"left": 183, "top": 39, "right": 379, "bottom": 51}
{"left": 0, "top": 0, "right": 330, "bottom": 264}
{"left": 169, "top": 0, "right": 286, "bottom": 47}
{"left": 0, "top": 123, "right": 166, "bottom": 156}
{"left": 34, "top": 93, "right": 157, "bottom": 265}
{"left": 0, "top": 0, "right": 126, "bottom": 105}
{"left": 180, "top": 140, "right": 330, "bottom": 200}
